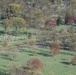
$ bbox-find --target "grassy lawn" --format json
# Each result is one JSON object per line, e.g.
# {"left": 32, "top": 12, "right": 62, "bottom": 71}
{"left": 0, "top": 25, "right": 76, "bottom": 75}
{"left": 0, "top": 45, "right": 76, "bottom": 75}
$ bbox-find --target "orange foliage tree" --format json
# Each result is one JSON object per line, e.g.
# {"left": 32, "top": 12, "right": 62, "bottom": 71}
{"left": 50, "top": 43, "right": 60, "bottom": 55}
{"left": 25, "top": 57, "right": 43, "bottom": 75}
{"left": 26, "top": 57, "right": 43, "bottom": 70}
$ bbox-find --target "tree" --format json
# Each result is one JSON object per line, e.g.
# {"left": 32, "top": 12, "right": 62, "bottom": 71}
{"left": 0, "top": 0, "right": 12, "bottom": 19}
{"left": 3, "top": 17, "right": 27, "bottom": 35}
{"left": 3, "top": 19, "right": 13, "bottom": 33}
{"left": 11, "top": 17, "right": 27, "bottom": 35}
{"left": 45, "top": 19, "right": 57, "bottom": 29}
{"left": 66, "top": 0, "right": 76, "bottom": 18}
{"left": 71, "top": 55, "right": 76, "bottom": 65}
{"left": 6, "top": 3, "right": 21, "bottom": 18}
{"left": 50, "top": 43, "right": 60, "bottom": 55}
{"left": 33, "top": 10, "right": 45, "bottom": 28}
{"left": 26, "top": 57, "right": 43, "bottom": 75}
{"left": 68, "top": 26, "right": 75, "bottom": 34}
{"left": 56, "top": 16, "right": 63, "bottom": 25}
{"left": 65, "top": 13, "right": 74, "bottom": 25}
{"left": 2, "top": 2, "right": 26, "bottom": 35}
{"left": 67, "top": 26, "right": 76, "bottom": 52}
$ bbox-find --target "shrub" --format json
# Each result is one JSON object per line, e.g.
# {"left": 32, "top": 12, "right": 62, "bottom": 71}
{"left": 31, "top": 50, "right": 37, "bottom": 56}
{"left": 12, "top": 17, "right": 27, "bottom": 34}
{"left": 45, "top": 19, "right": 57, "bottom": 29}
{"left": 16, "top": 68, "right": 27, "bottom": 75}
{"left": 7, "top": 61, "right": 29, "bottom": 75}
{"left": 50, "top": 43, "right": 60, "bottom": 55}
{"left": 8, "top": 50, "right": 18, "bottom": 60}
{"left": 26, "top": 57, "right": 43, "bottom": 71}
{"left": 65, "top": 15, "right": 74, "bottom": 25}
{"left": 28, "top": 38, "right": 36, "bottom": 46}
{"left": 71, "top": 56, "right": 76, "bottom": 65}
{"left": 7, "top": 3, "right": 21, "bottom": 17}
{"left": 3, "top": 19, "right": 13, "bottom": 33}
{"left": 3, "top": 41, "right": 8, "bottom": 47}
{"left": 7, "top": 61, "right": 20, "bottom": 75}
{"left": 25, "top": 57, "right": 43, "bottom": 75}
{"left": 56, "top": 16, "right": 63, "bottom": 25}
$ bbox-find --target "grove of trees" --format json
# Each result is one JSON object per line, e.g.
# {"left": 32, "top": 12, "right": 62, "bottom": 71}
{"left": 0, "top": 0, "right": 76, "bottom": 29}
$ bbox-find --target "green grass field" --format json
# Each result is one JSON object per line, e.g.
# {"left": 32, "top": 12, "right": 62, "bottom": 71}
{"left": 0, "top": 25, "right": 76, "bottom": 75}
{"left": 0, "top": 45, "right": 76, "bottom": 75}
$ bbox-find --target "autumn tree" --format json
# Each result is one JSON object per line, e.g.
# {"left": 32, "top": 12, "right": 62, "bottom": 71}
{"left": 2, "top": 3, "right": 24, "bottom": 34}
{"left": 26, "top": 57, "right": 43, "bottom": 75}
{"left": 71, "top": 55, "right": 76, "bottom": 65}
{"left": 50, "top": 43, "right": 60, "bottom": 55}
{"left": 6, "top": 3, "right": 21, "bottom": 18}
{"left": 65, "top": 12, "right": 75, "bottom": 25}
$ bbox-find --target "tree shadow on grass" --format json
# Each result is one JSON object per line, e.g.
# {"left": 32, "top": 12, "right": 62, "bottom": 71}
{"left": 0, "top": 54, "right": 14, "bottom": 61}
{"left": 19, "top": 49, "right": 38, "bottom": 56}
{"left": 28, "top": 53, "right": 37, "bottom": 56}
{"left": 60, "top": 51, "right": 74, "bottom": 56}
{"left": 19, "top": 49, "right": 33, "bottom": 53}
{"left": 0, "top": 56, "right": 14, "bottom": 61}
{"left": 61, "top": 61, "right": 76, "bottom": 66}
{"left": 60, "top": 61, "right": 71, "bottom": 65}
{"left": 37, "top": 52, "right": 51, "bottom": 57}
{"left": 19, "top": 48, "right": 51, "bottom": 57}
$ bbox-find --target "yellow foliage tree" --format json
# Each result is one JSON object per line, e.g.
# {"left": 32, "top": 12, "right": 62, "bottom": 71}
{"left": 11, "top": 17, "right": 27, "bottom": 34}
{"left": 7, "top": 3, "right": 21, "bottom": 17}
{"left": 3, "top": 17, "right": 27, "bottom": 34}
